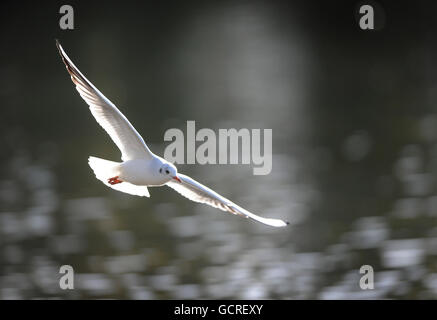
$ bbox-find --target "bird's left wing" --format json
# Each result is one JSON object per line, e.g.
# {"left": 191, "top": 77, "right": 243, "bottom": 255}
{"left": 56, "top": 40, "right": 154, "bottom": 161}
{"left": 167, "top": 174, "right": 289, "bottom": 227}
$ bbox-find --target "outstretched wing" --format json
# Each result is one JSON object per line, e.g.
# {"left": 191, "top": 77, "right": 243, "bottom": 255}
{"left": 56, "top": 40, "right": 154, "bottom": 161}
{"left": 167, "top": 174, "right": 289, "bottom": 227}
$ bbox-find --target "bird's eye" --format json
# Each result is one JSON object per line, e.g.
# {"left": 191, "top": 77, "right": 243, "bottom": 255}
{"left": 165, "top": 170, "right": 169, "bottom": 174}
{"left": 159, "top": 168, "right": 162, "bottom": 173}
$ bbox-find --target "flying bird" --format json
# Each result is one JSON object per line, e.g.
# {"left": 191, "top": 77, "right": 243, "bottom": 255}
{"left": 55, "top": 40, "right": 288, "bottom": 228}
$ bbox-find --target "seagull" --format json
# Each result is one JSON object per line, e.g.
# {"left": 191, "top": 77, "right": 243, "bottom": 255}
{"left": 55, "top": 40, "right": 288, "bottom": 228}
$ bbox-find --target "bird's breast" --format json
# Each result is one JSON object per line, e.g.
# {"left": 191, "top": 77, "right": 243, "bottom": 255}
{"left": 119, "top": 159, "right": 169, "bottom": 186}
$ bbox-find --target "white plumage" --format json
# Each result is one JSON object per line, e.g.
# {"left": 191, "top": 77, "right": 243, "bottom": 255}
{"left": 88, "top": 156, "right": 150, "bottom": 197}
{"left": 56, "top": 40, "right": 288, "bottom": 228}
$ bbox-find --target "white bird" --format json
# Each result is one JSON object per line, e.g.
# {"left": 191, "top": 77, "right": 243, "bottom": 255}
{"left": 56, "top": 40, "right": 288, "bottom": 228}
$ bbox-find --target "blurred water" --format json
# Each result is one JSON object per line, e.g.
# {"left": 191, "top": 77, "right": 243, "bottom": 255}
{"left": 1, "top": 1, "right": 437, "bottom": 299}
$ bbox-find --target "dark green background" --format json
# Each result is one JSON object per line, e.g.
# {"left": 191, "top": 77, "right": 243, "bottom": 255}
{"left": 1, "top": 0, "right": 437, "bottom": 299}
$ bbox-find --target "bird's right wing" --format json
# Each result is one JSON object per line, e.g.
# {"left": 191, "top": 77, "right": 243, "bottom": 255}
{"left": 167, "top": 174, "right": 289, "bottom": 227}
{"left": 56, "top": 40, "right": 154, "bottom": 161}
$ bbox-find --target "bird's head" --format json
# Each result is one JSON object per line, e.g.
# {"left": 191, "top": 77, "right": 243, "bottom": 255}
{"left": 159, "top": 163, "right": 181, "bottom": 183}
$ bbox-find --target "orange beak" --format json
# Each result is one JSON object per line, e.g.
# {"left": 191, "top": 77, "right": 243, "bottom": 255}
{"left": 172, "top": 176, "right": 182, "bottom": 183}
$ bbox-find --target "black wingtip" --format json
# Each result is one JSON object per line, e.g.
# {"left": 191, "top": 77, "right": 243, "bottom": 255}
{"left": 55, "top": 40, "right": 70, "bottom": 70}
{"left": 55, "top": 39, "right": 63, "bottom": 57}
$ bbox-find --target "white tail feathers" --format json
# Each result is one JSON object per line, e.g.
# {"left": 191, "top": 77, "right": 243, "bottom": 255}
{"left": 88, "top": 156, "right": 150, "bottom": 197}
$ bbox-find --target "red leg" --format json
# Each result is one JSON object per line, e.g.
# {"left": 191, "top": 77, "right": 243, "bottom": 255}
{"left": 108, "top": 176, "right": 123, "bottom": 185}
